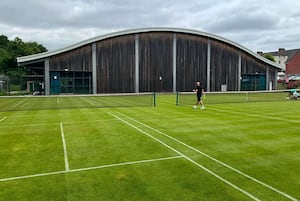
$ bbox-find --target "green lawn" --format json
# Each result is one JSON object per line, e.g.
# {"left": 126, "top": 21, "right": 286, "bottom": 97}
{"left": 0, "top": 95, "right": 299, "bottom": 201}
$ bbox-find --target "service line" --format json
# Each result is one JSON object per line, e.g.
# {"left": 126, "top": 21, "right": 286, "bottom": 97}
{"left": 0, "top": 156, "right": 182, "bottom": 182}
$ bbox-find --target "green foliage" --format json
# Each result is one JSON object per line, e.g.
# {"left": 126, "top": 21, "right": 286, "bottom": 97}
{"left": 263, "top": 53, "right": 275, "bottom": 62}
{"left": 0, "top": 34, "right": 47, "bottom": 84}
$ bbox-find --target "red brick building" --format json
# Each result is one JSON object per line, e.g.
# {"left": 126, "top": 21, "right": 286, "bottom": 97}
{"left": 266, "top": 48, "right": 300, "bottom": 75}
{"left": 286, "top": 51, "right": 300, "bottom": 75}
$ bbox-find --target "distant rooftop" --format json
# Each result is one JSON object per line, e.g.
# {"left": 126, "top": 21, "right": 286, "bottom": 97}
{"left": 265, "top": 48, "right": 300, "bottom": 63}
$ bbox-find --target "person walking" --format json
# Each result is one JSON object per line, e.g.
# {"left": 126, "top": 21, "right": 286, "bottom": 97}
{"left": 193, "top": 81, "right": 205, "bottom": 110}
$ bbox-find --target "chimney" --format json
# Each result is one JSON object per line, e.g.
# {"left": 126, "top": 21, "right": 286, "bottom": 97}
{"left": 257, "top": 51, "right": 263, "bottom": 55}
{"left": 278, "top": 48, "right": 285, "bottom": 52}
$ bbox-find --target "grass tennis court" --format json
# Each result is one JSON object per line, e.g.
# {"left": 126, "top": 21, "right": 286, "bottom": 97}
{"left": 0, "top": 94, "right": 299, "bottom": 201}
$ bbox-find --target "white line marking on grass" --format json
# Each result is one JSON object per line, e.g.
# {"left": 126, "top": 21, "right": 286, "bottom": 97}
{"left": 68, "top": 156, "right": 183, "bottom": 173}
{"left": 57, "top": 98, "right": 60, "bottom": 104}
{"left": 11, "top": 98, "right": 28, "bottom": 108}
{"left": 210, "top": 107, "right": 300, "bottom": 123}
{"left": 0, "top": 116, "right": 7, "bottom": 122}
{"left": 0, "top": 170, "right": 66, "bottom": 182}
{"left": 60, "top": 123, "right": 69, "bottom": 171}
{"left": 117, "top": 112, "right": 299, "bottom": 201}
{"left": 79, "top": 97, "right": 96, "bottom": 106}
{"left": 0, "top": 119, "right": 119, "bottom": 129}
{"left": 0, "top": 156, "right": 182, "bottom": 182}
{"left": 160, "top": 100, "right": 175, "bottom": 104}
{"left": 20, "top": 102, "right": 28, "bottom": 107}
{"left": 108, "top": 112, "right": 261, "bottom": 201}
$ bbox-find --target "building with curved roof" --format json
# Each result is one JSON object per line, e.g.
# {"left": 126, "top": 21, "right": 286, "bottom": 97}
{"left": 17, "top": 27, "right": 282, "bottom": 95}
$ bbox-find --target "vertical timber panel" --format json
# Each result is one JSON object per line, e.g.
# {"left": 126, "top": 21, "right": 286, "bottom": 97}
{"left": 135, "top": 34, "right": 139, "bottom": 93}
{"left": 207, "top": 39, "right": 211, "bottom": 92}
{"left": 176, "top": 34, "right": 208, "bottom": 92}
{"left": 210, "top": 41, "right": 239, "bottom": 91}
{"left": 96, "top": 35, "right": 135, "bottom": 93}
{"left": 49, "top": 45, "right": 92, "bottom": 72}
{"left": 238, "top": 52, "right": 242, "bottom": 91}
{"left": 92, "top": 43, "right": 97, "bottom": 94}
{"left": 173, "top": 33, "right": 177, "bottom": 93}
{"left": 139, "top": 32, "right": 173, "bottom": 92}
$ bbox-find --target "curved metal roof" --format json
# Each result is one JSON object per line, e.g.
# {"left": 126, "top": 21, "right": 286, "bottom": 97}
{"left": 17, "top": 27, "right": 282, "bottom": 69}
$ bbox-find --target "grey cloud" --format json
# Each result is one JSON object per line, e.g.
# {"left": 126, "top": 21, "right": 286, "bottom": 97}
{"left": 0, "top": 0, "right": 299, "bottom": 52}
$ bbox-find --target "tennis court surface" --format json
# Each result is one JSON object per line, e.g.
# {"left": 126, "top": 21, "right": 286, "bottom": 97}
{"left": 0, "top": 94, "right": 299, "bottom": 201}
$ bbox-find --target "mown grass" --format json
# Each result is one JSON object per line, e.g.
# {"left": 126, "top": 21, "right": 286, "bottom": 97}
{"left": 0, "top": 95, "right": 299, "bottom": 201}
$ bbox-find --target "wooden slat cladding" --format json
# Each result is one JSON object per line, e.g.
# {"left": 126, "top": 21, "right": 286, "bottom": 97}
{"left": 210, "top": 41, "right": 239, "bottom": 91}
{"left": 176, "top": 34, "right": 208, "bottom": 92}
{"left": 44, "top": 30, "right": 280, "bottom": 94}
{"left": 241, "top": 53, "right": 267, "bottom": 74}
{"left": 49, "top": 45, "right": 92, "bottom": 72}
{"left": 139, "top": 32, "right": 173, "bottom": 92}
{"left": 96, "top": 35, "right": 135, "bottom": 93}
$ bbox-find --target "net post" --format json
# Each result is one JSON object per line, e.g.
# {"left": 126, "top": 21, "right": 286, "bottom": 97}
{"left": 176, "top": 92, "right": 179, "bottom": 106}
{"left": 153, "top": 92, "right": 156, "bottom": 107}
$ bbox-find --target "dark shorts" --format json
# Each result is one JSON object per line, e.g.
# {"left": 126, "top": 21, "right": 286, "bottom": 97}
{"left": 197, "top": 94, "right": 202, "bottom": 101}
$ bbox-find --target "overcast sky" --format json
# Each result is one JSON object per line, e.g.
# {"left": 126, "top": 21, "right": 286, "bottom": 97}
{"left": 1, "top": 0, "right": 299, "bottom": 52}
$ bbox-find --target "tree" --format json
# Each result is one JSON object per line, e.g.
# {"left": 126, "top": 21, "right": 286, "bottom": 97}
{"left": 0, "top": 35, "right": 9, "bottom": 49}
{"left": 0, "top": 35, "right": 47, "bottom": 85}
{"left": 263, "top": 53, "right": 275, "bottom": 62}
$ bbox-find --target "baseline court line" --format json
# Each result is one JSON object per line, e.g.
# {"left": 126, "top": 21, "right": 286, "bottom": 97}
{"left": 60, "top": 123, "right": 69, "bottom": 171}
{"left": 0, "top": 156, "right": 182, "bottom": 182}
{"left": 108, "top": 112, "right": 260, "bottom": 201}
{"left": 0, "top": 116, "right": 7, "bottom": 122}
{"left": 117, "top": 112, "right": 299, "bottom": 201}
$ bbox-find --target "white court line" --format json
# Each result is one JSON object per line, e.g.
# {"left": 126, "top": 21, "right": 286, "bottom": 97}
{"left": 160, "top": 100, "right": 174, "bottom": 104}
{"left": 0, "top": 119, "right": 119, "bottom": 129}
{"left": 0, "top": 116, "right": 7, "bottom": 122}
{"left": 11, "top": 98, "right": 28, "bottom": 108}
{"left": 60, "top": 123, "right": 69, "bottom": 171}
{"left": 20, "top": 102, "right": 28, "bottom": 107}
{"left": 0, "top": 156, "right": 182, "bottom": 182}
{"left": 68, "top": 155, "right": 183, "bottom": 173}
{"left": 79, "top": 97, "right": 96, "bottom": 106}
{"left": 108, "top": 112, "right": 260, "bottom": 201}
{"left": 209, "top": 107, "right": 300, "bottom": 123}
{"left": 57, "top": 98, "right": 60, "bottom": 104}
{"left": 117, "top": 112, "right": 299, "bottom": 201}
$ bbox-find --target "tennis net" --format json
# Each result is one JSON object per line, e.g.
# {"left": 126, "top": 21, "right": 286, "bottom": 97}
{"left": 0, "top": 92, "right": 156, "bottom": 112}
{"left": 176, "top": 90, "right": 292, "bottom": 106}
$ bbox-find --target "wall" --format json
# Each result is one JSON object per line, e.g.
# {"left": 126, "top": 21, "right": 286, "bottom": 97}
{"left": 139, "top": 32, "right": 173, "bottom": 92}
{"left": 96, "top": 35, "right": 135, "bottom": 93}
{"left": 42, "top": 31, "right": 279, "bottom": 94}
{"left": 176, "top": 34, "right": 207, "bottom": 92}
{"left": 286, "top": 52, "right": 300, "bottom": 75}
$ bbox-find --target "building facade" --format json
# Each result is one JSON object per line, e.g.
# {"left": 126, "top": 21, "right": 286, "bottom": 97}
{"left": 265, "top": 48, "right": 300, "bottom": 75}
{"left": 17, "top": 28, "right": 281, "bottom": 95}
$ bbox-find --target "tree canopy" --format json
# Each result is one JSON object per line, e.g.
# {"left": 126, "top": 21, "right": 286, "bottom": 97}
{"left": 0, "top": 35, "right": 47, "bottom": 84}
{"left": 263, "top": 53, "right": 275, "bottom": 62}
